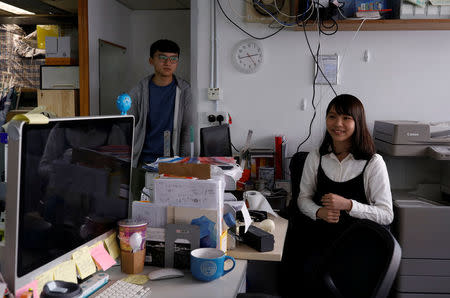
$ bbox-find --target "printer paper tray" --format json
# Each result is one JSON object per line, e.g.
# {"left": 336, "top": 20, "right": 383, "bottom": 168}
{"left": 375, "top": 139, "right": 428, "bottom": 156}
{"left": 399, "top": 258, "right": 450, "bottom": 276}
{"left": 396, "top": 275, "right": 450, "bottom": 293}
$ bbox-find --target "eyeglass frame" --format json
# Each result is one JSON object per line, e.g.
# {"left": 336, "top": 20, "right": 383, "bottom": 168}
{"left": 157, "top": 54, "right": 179, "bottom": 64}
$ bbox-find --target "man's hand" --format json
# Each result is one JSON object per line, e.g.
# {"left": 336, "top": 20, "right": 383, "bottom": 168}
{"left": 321, "top": 193, "right": 352, "bottom": 211}
{"left": 316, "top": 207, "right": 340, "bottom": 223}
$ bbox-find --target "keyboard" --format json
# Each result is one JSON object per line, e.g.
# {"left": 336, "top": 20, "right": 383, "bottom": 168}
{"left": 92, "top": 279, "right": 151, "bottom": 297}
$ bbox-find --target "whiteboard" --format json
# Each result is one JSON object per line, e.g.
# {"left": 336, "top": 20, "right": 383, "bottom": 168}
{"left": 99, "top": 39, "right": 127, "bottom": 115}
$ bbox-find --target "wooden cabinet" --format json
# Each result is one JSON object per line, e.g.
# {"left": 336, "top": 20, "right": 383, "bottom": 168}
{"left": 37, "top": 89, "right": 79, "bottom": 117}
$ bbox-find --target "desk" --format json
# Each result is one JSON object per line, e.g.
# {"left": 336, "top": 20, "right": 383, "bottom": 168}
{"left": 227, "top": 215, "right": 288, "bottom": 262}
{"left": 102, "top": 260, "right": 247, "bottom": 298}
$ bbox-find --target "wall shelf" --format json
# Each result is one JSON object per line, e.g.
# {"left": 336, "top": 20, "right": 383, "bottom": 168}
{"left": 298, "top": 19, "right": 450, "bottom": 31}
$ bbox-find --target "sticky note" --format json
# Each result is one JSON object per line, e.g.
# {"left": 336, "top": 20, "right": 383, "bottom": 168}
{"left": 53, "top": 260, "right": 77, "bottom": 284}
{"left": 121, "top": 275, "right": 149, "bottom": 285}
{"left": 90, "top": 243, "right": 116, "bottom": 271}
{"left": 15, "top": 280, "right": 38, "bottom": 298}
{"left": 72, "top": 246, "right": 97, "bottom": 279}
{"left": 104, "top": 232, "right": 120, "bottom": 259}
{"left": 89, "top": 241, "right": 104, "bottom": 251}
{"left": 12, "top": 113, "right": 49, "bottom": 124}
{"left": 36, "top": 269, "right": 54, "bottom": 294}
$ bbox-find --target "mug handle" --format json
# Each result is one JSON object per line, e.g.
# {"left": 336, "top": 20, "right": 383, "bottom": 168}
{"left": 223, "top": 256, "right": 236, "bottom": 276}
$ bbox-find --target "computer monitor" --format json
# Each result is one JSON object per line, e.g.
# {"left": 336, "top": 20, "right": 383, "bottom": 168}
{"left": 1, "top": 115, "right": 134, "bottom": 294}
{"left": 200, "top": 124, "right": 232, "bottom": 157}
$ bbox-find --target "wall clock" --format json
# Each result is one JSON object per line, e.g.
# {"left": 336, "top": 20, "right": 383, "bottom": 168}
{"left": 232, "top": 39, "right": 264, "bottom": 74}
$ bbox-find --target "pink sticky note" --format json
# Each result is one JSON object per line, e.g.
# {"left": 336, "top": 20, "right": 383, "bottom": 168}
{"left": 90, "top": 243, "right": 116, "bottom": 271}
{"left": 15, "top": 279, "right": 38, "bottom": 298}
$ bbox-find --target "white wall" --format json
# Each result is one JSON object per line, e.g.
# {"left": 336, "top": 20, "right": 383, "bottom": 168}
{"left": 88, "top": 0, "right": 131, "bottom": 115}
{"left": 88, "top": 2, "right": 190, "bottom": 115}
{"left": 128, "top": 10, "right": 191, "bottom": 89}
{"left": 193, "top": 0, "right": 450, "bottom": 158}
{"left": 88, "top": 1, "right": 447, "bottom": 189}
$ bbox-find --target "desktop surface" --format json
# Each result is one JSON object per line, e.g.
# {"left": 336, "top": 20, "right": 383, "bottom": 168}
{"left": 227, "top": 215, "right": 288, "bottom": 262}
{"left": 99, "top": 260, "right": 247, "bottom": 298}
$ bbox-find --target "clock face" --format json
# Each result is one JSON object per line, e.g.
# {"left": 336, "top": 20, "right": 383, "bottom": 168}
{"left": 232, "top": 39, "right": 264, "bottom": 74}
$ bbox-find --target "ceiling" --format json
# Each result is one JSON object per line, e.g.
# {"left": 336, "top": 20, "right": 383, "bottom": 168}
{"left": 0, "top": 0, "right": 190, "bottom": 16}
{"left": 115, "top": 0, "right": 190, "bottom": 10}
{"left": 0, "top": 0, "right": 77, "bottom": 15}
{"left": 0, "top": 0, "right": 190, "bottom": 24}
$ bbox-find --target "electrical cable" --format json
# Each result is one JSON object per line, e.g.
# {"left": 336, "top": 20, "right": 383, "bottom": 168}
{"left": 228, "top": 0, "right": 248, "bottom": 18}
{"left": 251, "top": 0, "right": 305, "bottom": 27}
{"left": 296, "top": 37, "right": 320, "bottom": 152}
{"left": 301, "top": 19, "right": 338, "bottom": 97}
{"left": 217, "top": 0, "right": 285, "bottom": 40}
{"left": 231, "top": 141, "right": 240, "bottom": 153}
{"left": 269, "top": 0, "right": 313, "bottom": 20}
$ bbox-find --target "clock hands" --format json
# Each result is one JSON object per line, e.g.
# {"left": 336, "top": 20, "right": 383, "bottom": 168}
{"left": 238, "top": 53, "right": 260, "bottom": 61}
{"left": 246, "top": 53, "right": 257, "bottom": 66}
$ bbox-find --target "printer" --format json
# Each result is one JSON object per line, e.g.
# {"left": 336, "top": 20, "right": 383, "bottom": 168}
{"left": 393, "top": 191, "right": 450, "bottom": 297}
{"left": 373, "top": 120, "right": 450, "bottom": 159}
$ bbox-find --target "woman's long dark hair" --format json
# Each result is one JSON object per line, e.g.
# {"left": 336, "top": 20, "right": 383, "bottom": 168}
{"left": 319, "top": 94, "right": 375, "bottom": 160}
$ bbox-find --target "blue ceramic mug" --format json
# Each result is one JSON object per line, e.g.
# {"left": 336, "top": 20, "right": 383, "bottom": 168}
{"left": 190, "top": 248, "right": 236, "bottom": 282}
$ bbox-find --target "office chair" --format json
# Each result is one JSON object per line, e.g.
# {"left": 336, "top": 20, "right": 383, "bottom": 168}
{"left": 200, "top": 124, "right": 232, "bottom": 157}
{"left": 316, "top": 219, "right": 402, "bottom": 298}
{"left": 278, "top": 151, "right": 310, "bottom": 297}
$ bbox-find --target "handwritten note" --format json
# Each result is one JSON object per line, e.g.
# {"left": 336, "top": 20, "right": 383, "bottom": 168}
{"left": 54, "top": 260, "right": 77, "bottom": 284}
{"left": 72, "top": 246, "right": 97, "bottom": 279}
{"left": 90, "top": 243, "right": 116, "bottom": 271}
{"left": 36, "top": 269, "right": 54, "bottom": 294}
{"left": 132, "top": 201, "right": 167, "bottom": 228}
{"left": 153, "top": 178, "right": 223, "bottom": 208}
{"left": 104, "top": 232, "right": 120, "bottom": 260}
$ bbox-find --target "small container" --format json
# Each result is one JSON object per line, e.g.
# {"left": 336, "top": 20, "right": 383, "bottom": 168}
{"left": 117, "top": 219, "right": 147, "bottom": 252}
{"left": 121, "top": 249, "right": 146, "bottom": 274}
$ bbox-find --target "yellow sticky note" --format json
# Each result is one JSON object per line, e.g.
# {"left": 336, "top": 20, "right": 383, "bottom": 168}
{"left": 36, "top": 269, "right": 54, "bottom": 294}
{"left": 53, "top": 260, "right": 77, "bottom": 284}
{"left": 121, "top": 275, "right": 149, "bottom": 285}
{"left": 72, "top": 246, "right": 97, "bottom": 279}
{"left": 89, "top": 241, "right": 104, "bottom": 252}
{"left": 12, "top": 113, "right": 49, "bottom": 124}
{"left": 104, "top": 232, "right": 120, "bottom": 260}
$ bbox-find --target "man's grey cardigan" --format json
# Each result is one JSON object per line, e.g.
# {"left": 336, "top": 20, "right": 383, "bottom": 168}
{"left": 128, "top": 74, "right": 193, "bottom": 167}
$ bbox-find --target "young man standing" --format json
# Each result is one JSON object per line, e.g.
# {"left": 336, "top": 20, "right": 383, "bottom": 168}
{"left": 128, "top": 39, "right": 193, "bottom": 167}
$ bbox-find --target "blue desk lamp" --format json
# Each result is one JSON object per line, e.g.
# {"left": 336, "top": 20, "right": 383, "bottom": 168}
{"left": 116, "top": 93, "right": 131, "bottom": 115}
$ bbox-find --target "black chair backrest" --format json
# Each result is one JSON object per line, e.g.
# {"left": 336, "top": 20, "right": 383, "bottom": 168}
{"left": 287, "top": 151, "right": 309, "bottom": 216}
{"left": 199, "top": 124, "right": 232, "bottom": 157}
{"left": 319, "top": 219, "right": 402, "bottom": 298}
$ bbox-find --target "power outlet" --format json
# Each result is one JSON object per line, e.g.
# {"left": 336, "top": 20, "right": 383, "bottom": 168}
{"left": 200, "top": 111, "right": 229, "bottom": 125}
{"left": 207, "top": 88, "right": 223, "bottom": 100}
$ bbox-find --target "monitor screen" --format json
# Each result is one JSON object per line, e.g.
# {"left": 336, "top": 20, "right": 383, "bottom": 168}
{"left": 200, "top": 124, "right": 232, "bottom": 157}
{"left": 9, "top": 116, "right": 133, "bottom": 280}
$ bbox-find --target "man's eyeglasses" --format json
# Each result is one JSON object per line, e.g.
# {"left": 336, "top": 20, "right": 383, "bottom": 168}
{"left": 158, "top": 55, "right": 179, "bottom": 64}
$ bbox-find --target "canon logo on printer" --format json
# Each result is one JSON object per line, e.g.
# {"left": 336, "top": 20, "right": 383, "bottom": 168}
{"left": 406, "top": 132, "right": 420, "bottom": 137}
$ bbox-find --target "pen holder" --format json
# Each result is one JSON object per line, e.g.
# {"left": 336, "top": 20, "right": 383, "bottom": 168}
{"left": 121, "top": 249, "right": 146, "bottom": 274}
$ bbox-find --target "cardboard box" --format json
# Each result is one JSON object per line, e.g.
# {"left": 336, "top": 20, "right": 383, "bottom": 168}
{"left": 45, "top": 57, "right": 77, "bottom": 65}
{"left": 159, "top": 163, "right": 210, "bottom": 179}
{"left": 121, "top": 249, "right": 146, "bottom": 274}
